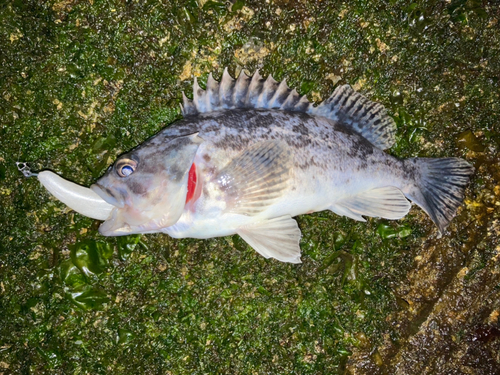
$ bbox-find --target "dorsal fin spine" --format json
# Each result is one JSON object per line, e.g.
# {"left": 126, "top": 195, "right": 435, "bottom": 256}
{"left": 268, "top": 79, "right": 289, "bottom": 108}
{"left": 259, "top": 75, "right": 278, "bottom": 108}
{"left": 192, "top": 77, "right": 204, "bottom": 112}
{"left": 233, "top": 71, "right": 250, "bottom": 108}
{"left": 245, "top": 70, "right": 262, "bottom": 107}
{"left": 206, "top": 73, "right": 220, "bottom": 110}
{"left": 181, "top": 91, "right": 196, "bottom": 115}
{"left": 220, "top": 68, "right": 235, "bottom": 109}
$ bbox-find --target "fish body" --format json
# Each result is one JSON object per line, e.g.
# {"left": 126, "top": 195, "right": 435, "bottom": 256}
{"left": 42, "top": 69, "right": 473, "bottom": 263}
{"left": 144, "top": 109, "right": 405, "bottom": 240}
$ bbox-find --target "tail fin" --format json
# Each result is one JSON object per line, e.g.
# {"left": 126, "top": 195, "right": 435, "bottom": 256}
{"left": 404, "top": 157, "right": 474, "bottom": 235}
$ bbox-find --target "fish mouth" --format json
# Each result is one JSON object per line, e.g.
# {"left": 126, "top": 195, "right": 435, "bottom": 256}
{"left": 90, "top": 183, "right": 125, "bottom": 208}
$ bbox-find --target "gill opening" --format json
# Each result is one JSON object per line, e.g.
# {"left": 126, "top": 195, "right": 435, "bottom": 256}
{"left": 185, "top": 163, "right": 197, "bottom": 203}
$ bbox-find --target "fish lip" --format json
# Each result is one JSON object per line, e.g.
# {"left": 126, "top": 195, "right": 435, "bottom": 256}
{"left": 90, "top": 183, "right": 125, "bottom": 208}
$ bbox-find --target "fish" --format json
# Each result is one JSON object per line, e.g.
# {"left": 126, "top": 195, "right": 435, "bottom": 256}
{"left": 37, "top": 69, "right": 474, "bottom": 263}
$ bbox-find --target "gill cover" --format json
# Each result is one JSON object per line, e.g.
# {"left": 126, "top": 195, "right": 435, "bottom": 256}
{"left": 91, "top": 133, "right": 203, "bottom": 236}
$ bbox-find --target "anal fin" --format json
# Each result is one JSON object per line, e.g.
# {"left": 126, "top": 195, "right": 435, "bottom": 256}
{"left": 329, "top": 205, "right": 367, "bottom": 222}
{"left": 330, "top": 186, "right": 411, "bottom": 221}
{"left": 237, "top": 216, "right": 302, "bottom": 263}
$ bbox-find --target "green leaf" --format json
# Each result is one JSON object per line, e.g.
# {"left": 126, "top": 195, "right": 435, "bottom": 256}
{"left": 117, "top": 328, "right": 135, "bottom": 345}
{"left": 203, "top": 1, "right": 226, "bottom": 14}
{"left": 67, "top": 285, "right": 110, "bottom": 310}
{"left": 69, "top": 240, "right": 109, "bottom": 278}
{"left": 92, "top": 134, "right": 117, "bottom": 152}
{"left": 231, "top": 0, "right": 245, "bottom": 12}
{"left": 59, "top": 259, "right": 87, "bottom": 288}
{"left": 377, "top": 223, "right": 398, "bottom": 239}
{"left": 377, "top": 222, "right": 412, "bottom": 239}
{"left": 117, "top": 234, "right": 142, "bottom": 261}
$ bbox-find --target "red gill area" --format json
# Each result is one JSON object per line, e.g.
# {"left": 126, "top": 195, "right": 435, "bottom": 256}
{"left": 185, "top": 163, "right": 197, "bottom": 203}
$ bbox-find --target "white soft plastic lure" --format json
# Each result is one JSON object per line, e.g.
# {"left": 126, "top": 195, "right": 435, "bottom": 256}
{"left": 16, "top": 162, "right": 113, "bottom": 219}
{"left": 38, "top": 171, "right": 114, "bottom": 220}
{"left": 34, "top": 69, "right": 473, "bottom": 263}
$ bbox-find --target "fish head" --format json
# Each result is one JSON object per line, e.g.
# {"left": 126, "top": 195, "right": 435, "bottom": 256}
{"left": 90, "top": 133, "right": 202, "bottom": 236}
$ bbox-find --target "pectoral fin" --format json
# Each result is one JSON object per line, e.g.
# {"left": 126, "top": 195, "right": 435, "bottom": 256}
{"left": 217, "top": 140, "right": 292, "bottom": 216}
{"left": 236, "top": 216, "right": 302, "bottom": 263}
{"left": 330, "top": 186, "right": 411, "bottom": 220}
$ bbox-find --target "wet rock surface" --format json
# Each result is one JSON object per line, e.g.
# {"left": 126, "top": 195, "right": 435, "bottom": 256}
{"left": 1, "top": 1, "right": 499, "bottom": 374}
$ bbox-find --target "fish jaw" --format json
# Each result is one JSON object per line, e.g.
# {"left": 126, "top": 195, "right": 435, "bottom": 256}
{"left": 89, "top": 178, "right": 189, "bottom": 236}
{"left": 90, "top": 182, "right": 126, "bottom": 208}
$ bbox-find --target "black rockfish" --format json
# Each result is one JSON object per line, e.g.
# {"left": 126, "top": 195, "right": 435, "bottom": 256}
{"left": 38, "top": 69, "right": 474, "bottom": 263}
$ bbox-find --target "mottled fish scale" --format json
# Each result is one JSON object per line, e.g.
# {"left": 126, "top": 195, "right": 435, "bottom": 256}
{"left": 154, "top": 110, "right": 390, "bottom": 179}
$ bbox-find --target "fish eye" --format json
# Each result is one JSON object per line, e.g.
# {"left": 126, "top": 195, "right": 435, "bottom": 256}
{"left": 116, "top": 159, "right": 137, "bottom": 178}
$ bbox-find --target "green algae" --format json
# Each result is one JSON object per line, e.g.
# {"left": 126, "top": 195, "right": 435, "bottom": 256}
{"left": 1, "top": 1, "right": 499, "bottom": 374}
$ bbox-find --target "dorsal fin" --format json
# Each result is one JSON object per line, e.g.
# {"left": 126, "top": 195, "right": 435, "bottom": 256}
{"left": 181, "top": 68, "right": 397, "bottom": 149}
{"left": 308, "top": 85, "right": 396, "bottom": 149}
